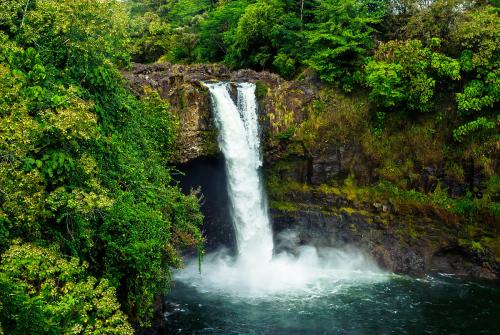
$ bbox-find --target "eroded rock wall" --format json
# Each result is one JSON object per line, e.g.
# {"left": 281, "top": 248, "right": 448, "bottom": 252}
{"left": 124, "top": 63, "right": 499, "bottom": 280}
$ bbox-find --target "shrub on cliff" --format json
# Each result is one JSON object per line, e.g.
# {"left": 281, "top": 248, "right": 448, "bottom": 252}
{"left": 365, "top": 39, "right": 461, "bottom": 112}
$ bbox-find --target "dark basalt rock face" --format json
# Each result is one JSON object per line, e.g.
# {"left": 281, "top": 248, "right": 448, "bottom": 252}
{"left": 271, "top": 206, "right": 498, "bottom": 279}
{"left": 125, "top": 62, "right": 283, "bottom": 86}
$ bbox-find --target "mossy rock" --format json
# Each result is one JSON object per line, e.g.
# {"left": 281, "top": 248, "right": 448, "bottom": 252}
{"left": 200, "top": 129, "right": 219, "bottom": 156}
{"left": 255, "top": 80, "right": 269, "bottom": 99}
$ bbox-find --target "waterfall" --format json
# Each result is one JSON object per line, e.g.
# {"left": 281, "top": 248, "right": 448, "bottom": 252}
{"left": 205, "top": 82, "right": 273, "bottom": 263}
{"left": 174, "top": 82, "right": 383, "bottom": 298}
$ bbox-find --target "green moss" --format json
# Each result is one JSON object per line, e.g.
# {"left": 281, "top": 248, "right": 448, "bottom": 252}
{"left": 317, "top": 184, "right": 341, "bottom": 196}
{"left": 265, "top": 163, "right": 311, "bottom": 200}
{"left": 459, "top": 238, "right": 487, "bottom": 255}
{"left": 481, "top": 236, "right": 500, "bottom": 262}
{"left": 339, "top": 207, "right": 370, "bottom": 217}
{"left": 269, "top": 200, "right": 300, "bottom": 212}
{"left": 275, "top": 126, "right": 296, "bottom": 141}
{"left": 444, "top": 162, "right": 465, "bottom": 183}
{"left": 471, "top": 241, "right": 485, "bottom": 253}
{"left": 178, "top": 87, "right": 187, "bottom": 111}
{"left": 200, "top": 129, "right": 219, "bottom": 156}
{"left": 340, "top": 207, "right": 356, "bottom": 215}
{"left": 255, "top": 80, "right": 269, "bottom": 99}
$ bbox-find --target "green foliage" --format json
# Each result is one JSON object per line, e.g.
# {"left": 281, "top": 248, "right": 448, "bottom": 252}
{"left": 195, "top": 0, "right": 250, "bottom": 62}
{"left": 255, "top": 80, "right": 269, "bottom": 98}
{"left": 402, "top": 0, "right": 471, "bottom": 46}
{"left": 162, "top": 0, "right": 212, "bottom": 27}
{"left": 0, "top": 242, "right": 133, "bottom": 334}
{"left": 365, "top": 61, "right": 405, "bottom": 108}
{"left": 452, "top": 5, "right": 499, "bottom": 72}
{"left": 0, "top": 0, "right": 498, "bottom": 329}
{"left": 454, "top": 8, "right": 499, "bottom": 108}
{"left": 226, "top": 0, "right": 285, "bottom": 69}
{"left": 0, "top": 0, "right": 204, "bottom": 330}
{"left": 130, "top": 11, "right": 173, "bottom": 63}
{"left": 305, "top": 0, "right": 385, "bottom": 91}
{"left": 0, "top": 0, "right": 130, "bottom": 80}
{"left": 451, "top": 5, "right": 499, "bottom": 139}
{"left": 365, "top": 39, "right": 460, "bottom": 112}
{"left": 96, "top": 89, "right": 204, "bottom": 322}
{"left": 209, "top": 0, "right": 301, "bottom": 78}
{"left": 456, "top": 79, "right": 498, "bottom": 113}
{"left": 145, "top": 0, "right": 386, "bottom": 80}
{"left": 276, "top": 126, "right": 296, "bottom": 141}
{"left": 373, "top": 111, "right": 386, "bottom": 137}
{"left": 452, "top": 116, "right": 496, "bottom": 142}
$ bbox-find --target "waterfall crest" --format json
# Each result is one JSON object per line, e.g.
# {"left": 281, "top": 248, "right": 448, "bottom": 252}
{"left": 205, "top": 82, "right": 273, "bottom": 263}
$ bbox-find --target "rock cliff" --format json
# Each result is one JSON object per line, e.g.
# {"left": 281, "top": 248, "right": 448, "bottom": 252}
{"left": 124, "top": 63, "right": 499, "bottom": 280}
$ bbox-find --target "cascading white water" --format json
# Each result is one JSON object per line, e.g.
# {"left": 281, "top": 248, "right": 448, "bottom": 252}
{"left": 174, "top": 82, "right": 384, "bottom": 298}
{"left": 205, "top": 82, "right": 273, "bottom": 264}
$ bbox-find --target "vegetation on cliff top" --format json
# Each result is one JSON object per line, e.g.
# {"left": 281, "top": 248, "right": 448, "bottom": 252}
{"left": 129, "top": 0, "right": 498, "bottom": 145}
{"left": 130, "top": 0, "right": 498, "bottom": 250}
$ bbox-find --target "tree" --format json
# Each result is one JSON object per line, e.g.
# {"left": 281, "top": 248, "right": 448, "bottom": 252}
{"left": 130, "top": 11, "right": 173, "bottom": 63}
{"left": 450, "top": 5, "right": 499, "bottom": 142}
{"left": 379, "top": 0, "right": 475, "bottom": 43}
{"left": 402, "top": 0, "right": 474, "bottom": 46}
{"left": 0, "top": 0, "right": 204, "bottom": 327}
{"left": 195, "top": 0, "right": 250, "bottom": 62}
{"left": 225, "top": 0, "right": 286, "bottom": 70}
{"left": 305, "top": 0, "right": 385, "bottom": 91}
{"left": 452, "top": 5, "right": 499, "bottom": 115}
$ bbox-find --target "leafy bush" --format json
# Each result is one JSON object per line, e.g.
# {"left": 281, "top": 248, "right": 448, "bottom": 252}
{"left": 452, "top": 116, "right": 496, "bottom": 142}
{"left": 0, "top": 0, "right": 204, "bottom": 329}
{"left": 228, "top": 0, "right": 280, "bottom": 68}
{"left": 0, "top": 242, "right": 133, "bottom": 334}
{"left": 365, "top": 39, "right": 460, "bottom": 112}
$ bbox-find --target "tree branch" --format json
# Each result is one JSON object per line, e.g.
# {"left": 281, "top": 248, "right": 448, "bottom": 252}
{"left": 21, "top": 0, "right": 31, "bottom": 28}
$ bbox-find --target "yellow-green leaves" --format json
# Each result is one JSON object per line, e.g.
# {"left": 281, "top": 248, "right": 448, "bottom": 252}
{"left": 40, "top": 100, "right": 98, "bottom": 141}
{"left": 1, "top": 2, "right": 204, "bottom": 329}
{"left": 0, "top": 242, "right": 134, "bottom": 334}
{"left": 452, "top": 116, "right": 496, "bottom": 142}
{"left": 452, "top": 6, "right": 499, "bottom": 118}
{"left": 452, "top": 6, "right": 499, "bottom": 70}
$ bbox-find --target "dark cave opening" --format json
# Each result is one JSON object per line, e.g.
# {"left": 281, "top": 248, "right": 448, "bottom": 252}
{"left": 175, "top": 155, "right": 236, "bottom": 254}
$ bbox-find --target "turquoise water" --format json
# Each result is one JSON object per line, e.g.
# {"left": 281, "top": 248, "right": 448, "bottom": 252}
{"left": 164, "top": 274, "right": 500, "bottom": 334}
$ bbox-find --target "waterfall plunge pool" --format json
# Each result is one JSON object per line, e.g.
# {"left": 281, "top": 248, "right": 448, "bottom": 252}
{"left": 164, "top": 273, "right": 500, "bottom": 334}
